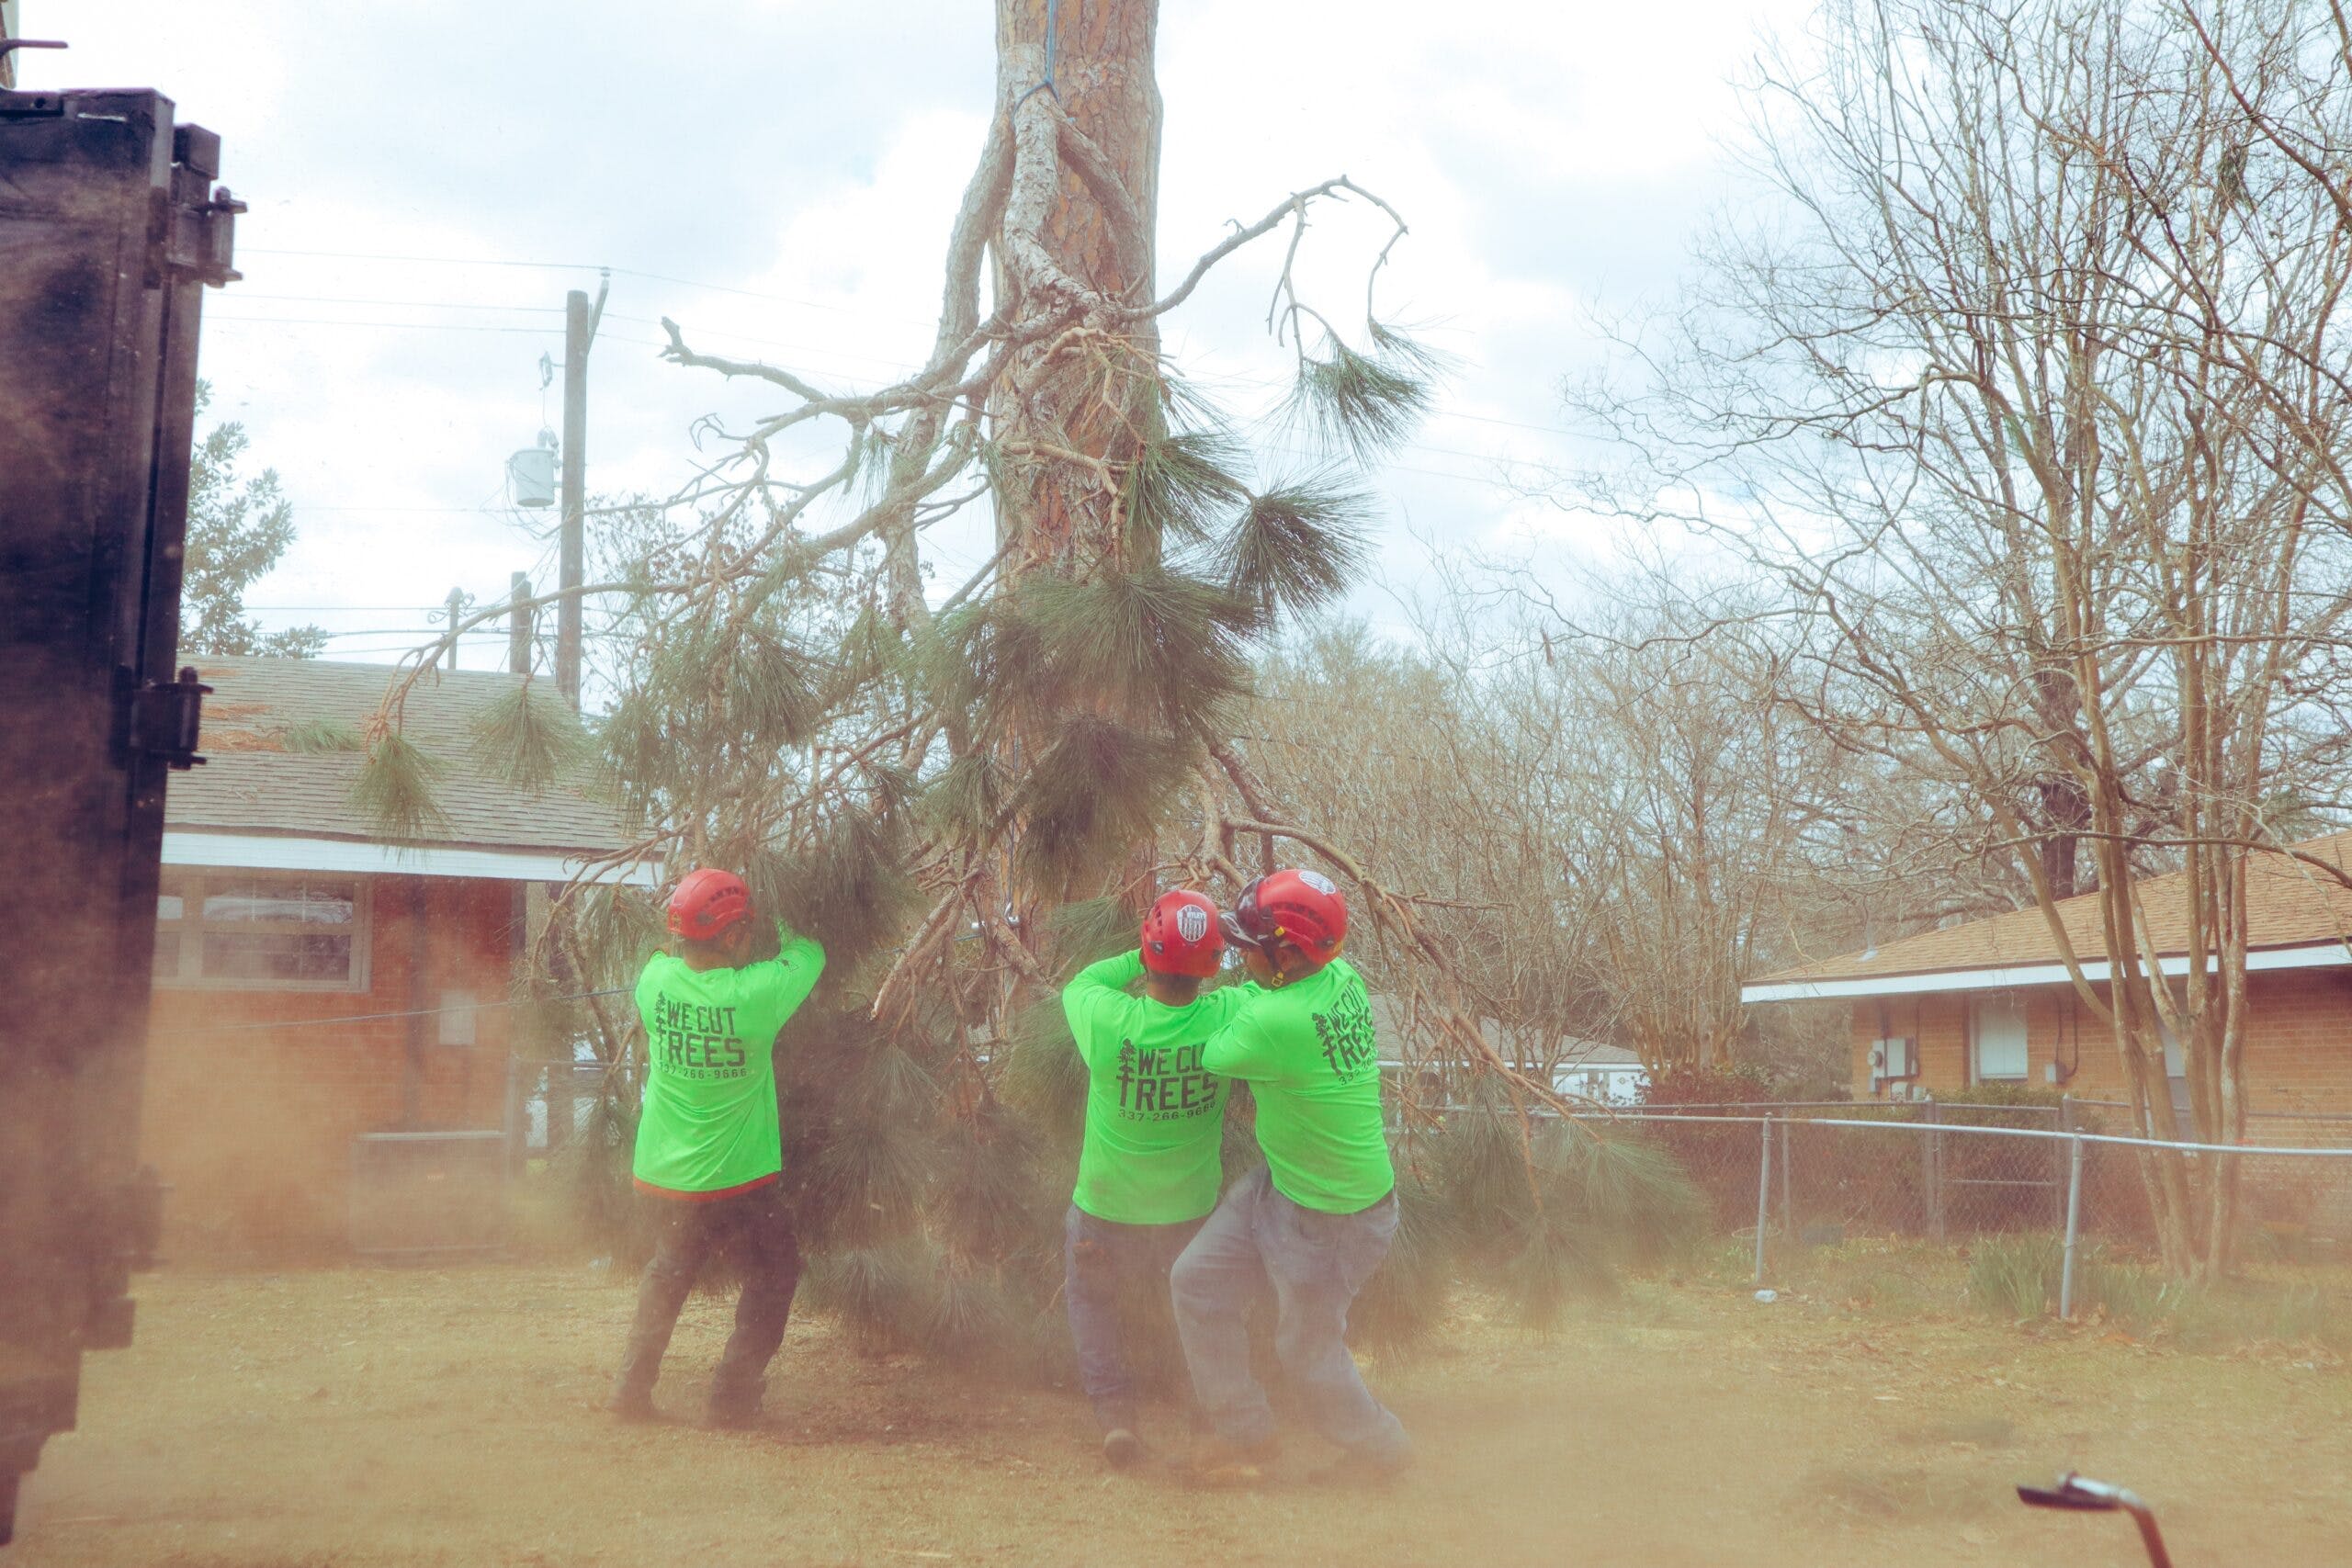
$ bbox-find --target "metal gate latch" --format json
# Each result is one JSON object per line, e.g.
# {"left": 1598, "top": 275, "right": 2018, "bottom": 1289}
{"left": 126, "top": 666, "right": 210, "bottom": 770}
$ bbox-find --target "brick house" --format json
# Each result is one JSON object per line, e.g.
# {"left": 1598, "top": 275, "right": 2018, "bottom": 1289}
{"left": 147, "top": 657, "right": 651, "bottom": 1256}
{"left": 1742, "top": 832, "right": 2352, "bottom": 1127}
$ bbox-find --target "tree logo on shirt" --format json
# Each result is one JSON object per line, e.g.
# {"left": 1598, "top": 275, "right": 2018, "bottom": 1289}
{"left": 1313, "top": 987, "right": 1377, "bottom": 1083}
{"left": 1113, "top": 1036, "right": 1221, "bottom": 1122}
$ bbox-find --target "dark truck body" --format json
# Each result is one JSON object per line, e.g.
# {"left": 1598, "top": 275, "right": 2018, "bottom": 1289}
{"left": 0, "top": 74, "right": 236, "bottom": 1544}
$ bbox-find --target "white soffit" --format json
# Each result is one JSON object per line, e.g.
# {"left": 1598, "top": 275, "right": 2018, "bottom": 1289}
{"left": 1741, "top": 942, "right": 2352, "bottom": 1004}
{"left": 162, "top": 830, "right": 661, "bottom": 886}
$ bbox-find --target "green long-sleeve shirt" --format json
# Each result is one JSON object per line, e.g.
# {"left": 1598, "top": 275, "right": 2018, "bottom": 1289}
{"left": 1200, "top": 957, "right": 1394, "bottom": 1213}
{"left": 631, "top": 923, "right": 825, "bottom": 1196}
{"left": 1062, "top": 950, "right": 1250, "bottom": 1225}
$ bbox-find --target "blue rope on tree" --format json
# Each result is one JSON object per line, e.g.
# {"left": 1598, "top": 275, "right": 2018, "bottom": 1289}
{"left": 1017, "top": 0, "right": 1062, "bottom": 109}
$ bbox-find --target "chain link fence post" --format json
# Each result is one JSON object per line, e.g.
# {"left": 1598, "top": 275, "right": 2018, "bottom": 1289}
{"left": 1924, "top": 1097, "right": 1946, "bottom": 1244}
{"left": 1780, "top": 1117, "right": 1794, "bottom": 1249}
{"left": 2059, "top": 1129, "right": 2087, "bottom": 1319}
{"left": 2056, "top": 1094, "right": 2076, "bottom": 1228}
{"left": 502, "top": 1054, "right": 526, "bottom": 1175}
{"left": 1755, "top": 1113, "right": 1774, "bottom": 1287}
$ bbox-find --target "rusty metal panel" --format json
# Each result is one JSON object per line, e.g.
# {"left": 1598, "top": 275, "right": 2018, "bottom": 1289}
{"left": 0, "top": 77, "right": 236, "bottom": 1545}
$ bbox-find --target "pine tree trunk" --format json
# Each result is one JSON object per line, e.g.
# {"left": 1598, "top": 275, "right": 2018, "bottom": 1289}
{"left": 991, "top": 0, "right": 1163, "bottom": 575}
{"left": 978, "top": 1, "right": 1169, "bottom": 941}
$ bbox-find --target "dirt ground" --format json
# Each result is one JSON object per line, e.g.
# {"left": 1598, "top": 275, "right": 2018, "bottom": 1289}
{"left": 10, "top": 1265, "right": 2348, "bottom": 1568}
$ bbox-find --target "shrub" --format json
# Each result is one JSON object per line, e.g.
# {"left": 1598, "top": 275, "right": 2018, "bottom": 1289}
{"left": 1637, "top": 1063, "right": 1785, "bottom": 1108}
{"left": 1966, "top": 1234, "right": 2061, "bottom": 1319}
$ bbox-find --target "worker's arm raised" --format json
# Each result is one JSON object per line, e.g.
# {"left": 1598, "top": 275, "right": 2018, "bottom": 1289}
{"left": 1200, "top": 990, "right": 1277, "bottom": 1082}
{"left": 1062, "top": 950, "right": 1145, "bottom": 1068}
{"left": 743, "top": 922, "right": 826, "bottom": 1025}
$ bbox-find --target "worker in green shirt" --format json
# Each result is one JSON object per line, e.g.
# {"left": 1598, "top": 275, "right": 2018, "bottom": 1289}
{"left": 1059, "top": 888, "right": 1250, "bottom": 1470}
{"left": 606, "top": 868, "right": 825, "bottom": 1428}
{"left": 1170, "top": 868, "right": 1411, "bottom": 1479}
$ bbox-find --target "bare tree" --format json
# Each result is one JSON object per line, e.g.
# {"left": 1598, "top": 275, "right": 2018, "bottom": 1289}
{"left": 1561, "top": 0, "right": 2352, "bottom": 1273}
{"left": 1558, "top": 598, "right": 1838, "bottom": 1072}
{"left": 1236, "top": 572, "right": 1858, "bottom": 1091}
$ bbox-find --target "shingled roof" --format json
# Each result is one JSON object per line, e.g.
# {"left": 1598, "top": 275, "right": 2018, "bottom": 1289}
{"left": 1748, "top": 830, "right": 2352, "bottom": 998}
{"left": 167, "top": 657, "right": 635, "bottom": 859}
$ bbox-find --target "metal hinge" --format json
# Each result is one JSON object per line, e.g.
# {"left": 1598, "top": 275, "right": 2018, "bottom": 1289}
{"left": 126, "top": 666, "right": 210, "bottom": 771}
{"left": 160, "top": 185, "right": 245, "bottom": 287}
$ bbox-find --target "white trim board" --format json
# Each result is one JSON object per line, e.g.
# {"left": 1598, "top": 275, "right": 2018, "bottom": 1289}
{"left": 162, "top": 830, "right": 661, "bottom": 886}
{"left": 1742, "top": 940, "right": 2352, "bottom": 1003}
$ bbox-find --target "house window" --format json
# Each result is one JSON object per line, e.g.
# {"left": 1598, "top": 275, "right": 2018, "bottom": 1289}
{"left": 153, "top": 871, "right": 369, "bottom": 992}
{"left": 1971, "top": 995, "right": 2030, "bottom": 1083}
{"left": 2159, "top": 1021, "right": 2194, "bottom": 1122}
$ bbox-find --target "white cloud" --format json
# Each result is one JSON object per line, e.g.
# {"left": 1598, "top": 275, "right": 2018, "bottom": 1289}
{"left": 24, "top": 0, "right": 1806, "bottom": 660}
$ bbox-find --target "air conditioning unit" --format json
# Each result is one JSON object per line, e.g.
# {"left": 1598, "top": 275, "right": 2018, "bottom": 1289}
{"left": 1868, "top": 1036, "right": 1917, "bottom": 1090}
{"left": 350, "top": 1131, "right": 508, "bottom": 1260}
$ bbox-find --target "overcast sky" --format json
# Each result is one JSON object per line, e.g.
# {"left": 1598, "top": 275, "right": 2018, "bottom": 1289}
{"left": 35, "top": 0, "right": 1808, "bottom": 669}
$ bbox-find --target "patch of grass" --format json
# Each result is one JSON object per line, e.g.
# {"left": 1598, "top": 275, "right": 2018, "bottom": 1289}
{"left": 1763, "top": 1235, "right": 1968, "bottom": 1317}
{"left": 1962, "top": 1242, "right": 2352, "bottom": 1351}
{"left": 35, "top": 1265, "right": 2352, "bottom": 1568}
{"left": 2262, "top": 1280, "right": 2338, "bottom": 1347}
{"left": 2076, "top": 1254, "right": 2195, "bottom": 1334}
{"left": 2127, "top": 1270, "right": 2352, "bottom": 1353}
{"left": 1955, "top": 1236, "right": 2201, "bottom": 1334}
{"left": 1966, "top": 1234, "right": 2062, "bottom": 1321}
{"left": 1739, "top": 1224, "right": 2352, "bottom": 1354}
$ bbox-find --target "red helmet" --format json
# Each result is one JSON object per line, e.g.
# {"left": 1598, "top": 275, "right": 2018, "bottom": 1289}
{"left": 1220, "top": 868, "right": 1346, "bottom": 960}
{"left": 667, "top": 868, "right": 752, "bottom": 942}
{"left": 1141, "top": 889, "right": 1224, "bottom": 978}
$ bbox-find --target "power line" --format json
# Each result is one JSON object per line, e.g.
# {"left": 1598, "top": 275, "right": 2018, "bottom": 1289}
{"left": 230, "top": 291, "right": 566, "bottom": 314}
{"left": 243, "top": 246, "right": 615, "bottom": 273}
{"left": 206, "top": 313, "right": 663, "bottom": 346}
{"left": 1430, "top": 407, "right": 1582, "bottom": 441}
{"left": 287, "top": 494, "right": 755, "bottom": 518}
{"left": 219, "top": 293, "right": 1577, "bottom": 446}
{"left": 232, "top": 258, "right": 1585, "bottom": 446}
{"left": 240, "top": 247, "right": 937, "bottom": 328}
{"left": 214, "top": 310, "right": 911, "bottom": 384}
{"left": 217, "top": 288, "right": 1564, "bottom": 464}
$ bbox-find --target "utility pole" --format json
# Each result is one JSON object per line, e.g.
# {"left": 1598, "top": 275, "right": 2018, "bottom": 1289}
{"left": 509, "top": 570, "right": 533, "bottom": 676}
{"left": 556, "top": 273, "right": 606, "bottom": 708}
{"left": 444, "top": 587, "right": 465, "bottom": 671}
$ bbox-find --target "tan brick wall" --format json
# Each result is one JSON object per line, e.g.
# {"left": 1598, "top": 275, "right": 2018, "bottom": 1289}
{"left": 139, "top": 875, "right": 519, "bottom": 1257}
{"left": 1846, "top": 969, "right": 2352, "bottom": 1119}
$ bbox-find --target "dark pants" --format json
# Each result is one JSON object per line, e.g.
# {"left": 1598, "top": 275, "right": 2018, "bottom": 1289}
{"left": 611, "top": 1182, "right": 802, "bottom": 1417}
{"left": 1170, "top": 1166, "right": 1409, "bottom": 1462}
{"left": 1062, "top": 1203, "right": 1203, "bottom": 1432}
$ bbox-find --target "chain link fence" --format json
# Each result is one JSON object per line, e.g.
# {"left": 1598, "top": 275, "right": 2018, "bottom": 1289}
{"left": 492, "top": 1061, "right": 2352, "bottom": 1337}
{"left": 503, "top": 1057, "right": 636, "bottom": 1164}
{"left": 1580, "top": 1102, "right": 2352, "bottom": 1327}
